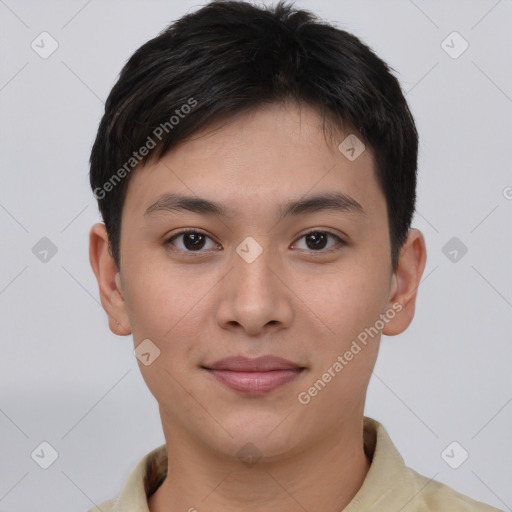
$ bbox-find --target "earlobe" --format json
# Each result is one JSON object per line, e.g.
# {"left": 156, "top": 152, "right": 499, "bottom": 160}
{"left": 89, "top": 223, "right": 132, "bottom": 336}
{"left": 383, "top": 229, "right": 427, "bottom": 337}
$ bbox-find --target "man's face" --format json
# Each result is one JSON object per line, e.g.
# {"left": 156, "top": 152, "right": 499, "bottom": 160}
{"left": 116, "top": 102, "right": 397, "bottom": 458}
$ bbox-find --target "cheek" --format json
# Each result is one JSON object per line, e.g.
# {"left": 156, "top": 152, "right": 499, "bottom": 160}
{"left": 294, "top": 261, "right": 390, "bottom": 349}
{"left": 293, "top": 267, "right": 386, "bottom": 419}
{"left": 121, "top": 255, "right": 200, "bottom": 344}
{"left": 121, "top": 264, "right": 207, "bottom": 404}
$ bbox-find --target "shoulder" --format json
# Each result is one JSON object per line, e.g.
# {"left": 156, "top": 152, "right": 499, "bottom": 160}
{"left": 355, "top": 418, "right": 502, "bottom": 512}
{"left": 407, "top": 468, "right": 503, "bottom": 512}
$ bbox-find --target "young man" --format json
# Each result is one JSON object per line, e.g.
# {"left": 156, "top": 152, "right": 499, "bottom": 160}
{"left": 88, "top": 1, "right": 500, "bottom": 510}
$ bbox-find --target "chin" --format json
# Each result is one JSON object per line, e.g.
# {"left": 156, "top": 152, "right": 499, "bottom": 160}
{"left": 216, "top": 414, "right": 301, "bottom": 455}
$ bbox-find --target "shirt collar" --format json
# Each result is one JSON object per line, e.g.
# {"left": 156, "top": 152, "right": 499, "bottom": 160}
{"left": 113, "top": 417, "right": 416, "bottom": 512}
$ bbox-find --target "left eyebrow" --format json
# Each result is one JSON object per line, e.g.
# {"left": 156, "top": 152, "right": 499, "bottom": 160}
{"left": 277, "top": 191, "right": 365, "bottom": 220}
{"left": 143, "top": 191, "right": 365, "bottom": 219}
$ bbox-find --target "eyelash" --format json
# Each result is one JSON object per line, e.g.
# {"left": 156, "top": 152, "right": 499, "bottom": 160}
{"left": 164, "top": 229, "right": 346, "bottom": 254}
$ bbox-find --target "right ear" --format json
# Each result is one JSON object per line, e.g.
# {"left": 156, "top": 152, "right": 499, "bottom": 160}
{"left": 89, "top": 223, "right": 131, "bottom": 336}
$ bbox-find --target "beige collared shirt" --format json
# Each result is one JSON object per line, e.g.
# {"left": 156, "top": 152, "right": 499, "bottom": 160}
{"left": 89, "top": 417, "right": 501, "bottom": 511}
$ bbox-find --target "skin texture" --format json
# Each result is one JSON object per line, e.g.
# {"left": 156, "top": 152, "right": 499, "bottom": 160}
{"left": 90, "top": 101, "right": 426, "bottom": 512}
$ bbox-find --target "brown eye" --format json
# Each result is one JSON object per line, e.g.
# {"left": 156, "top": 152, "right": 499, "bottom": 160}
{"left": 182, "top": 233, "right": 206, "bottom": 250}
{"left": 293, "top": 231, "right": 344, "bottom": 252}
{"left": 305, "top": 232, "right": 328, "bottom": 250}
{"left": 166, "top": 230, "right": 219, "bottom": 252}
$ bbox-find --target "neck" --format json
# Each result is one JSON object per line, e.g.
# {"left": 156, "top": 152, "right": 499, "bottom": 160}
{"left": 149, "top": 414, "right": 370, "bottom": 512}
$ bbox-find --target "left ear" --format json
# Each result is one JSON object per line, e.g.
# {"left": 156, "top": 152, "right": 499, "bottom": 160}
{"left": 383, "top": 228, "right": 427, "bottom": 336}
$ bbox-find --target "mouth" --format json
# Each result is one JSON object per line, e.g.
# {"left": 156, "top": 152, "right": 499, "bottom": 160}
{"left": 202, "top": 355, "right": 306, "bottom": 394}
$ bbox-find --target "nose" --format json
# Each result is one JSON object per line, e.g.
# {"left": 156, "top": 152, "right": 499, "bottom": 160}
{"left": 215, "top": 243, "right": 294, "bottom": 337}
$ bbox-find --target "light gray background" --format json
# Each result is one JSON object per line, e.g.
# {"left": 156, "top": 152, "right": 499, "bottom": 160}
{"left": 1, "top": 0, "right": 511, "bottom": 511}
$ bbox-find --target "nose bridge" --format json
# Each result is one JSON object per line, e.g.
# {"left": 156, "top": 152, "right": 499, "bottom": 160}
{"left": 232, "top": 237, "right": 279, "bottom": 303}
{"left": 216, "top": 236, "right": 292, "bottom": 334}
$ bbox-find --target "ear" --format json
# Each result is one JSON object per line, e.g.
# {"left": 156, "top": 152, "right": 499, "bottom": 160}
{"left": 383, "top": 229, "right": 427, "bottom": 336}
{"left": 89, "top": 223, "right": 131, "bottom": 336}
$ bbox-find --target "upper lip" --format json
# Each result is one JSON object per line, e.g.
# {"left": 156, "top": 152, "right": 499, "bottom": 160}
{"left": 203, "top": 355, "right": 303, "bottom": 372}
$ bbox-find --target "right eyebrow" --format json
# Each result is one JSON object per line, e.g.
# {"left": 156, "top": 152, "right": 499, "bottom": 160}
{"left": 144, "top": 193, "right": 233, "bottom": 218}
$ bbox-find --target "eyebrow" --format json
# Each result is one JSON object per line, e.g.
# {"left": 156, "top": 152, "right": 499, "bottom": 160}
{"left": 143, "top": 191, "right": 365, "bottom": 220}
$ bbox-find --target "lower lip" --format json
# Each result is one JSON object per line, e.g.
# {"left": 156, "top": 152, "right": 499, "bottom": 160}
{"left": 205, "top": 368, "right": 304, "bottom": 394}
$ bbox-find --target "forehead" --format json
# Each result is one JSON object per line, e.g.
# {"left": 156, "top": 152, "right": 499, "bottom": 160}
{"left": 122, "top": 102, "right": 384, "bottom": 220}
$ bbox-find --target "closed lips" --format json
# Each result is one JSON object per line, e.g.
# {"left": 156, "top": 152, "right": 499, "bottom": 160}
{"left": 202, "top": 355, "right": 304, "bottom": 372}
{"left": 202, "top": 356, "right": 306, "bottom": 394}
